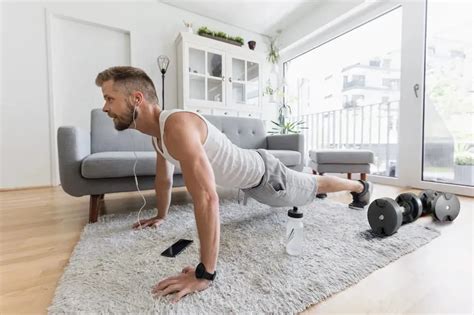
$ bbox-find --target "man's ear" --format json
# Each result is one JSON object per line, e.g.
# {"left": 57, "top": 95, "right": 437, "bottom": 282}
{"left": 131, "top": 91, "right": 144, "bottom": 105}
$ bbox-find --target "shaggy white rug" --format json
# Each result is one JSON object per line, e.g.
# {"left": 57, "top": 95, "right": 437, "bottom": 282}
{"left": 49, "top": 198, "right": 440, "bottom": 314}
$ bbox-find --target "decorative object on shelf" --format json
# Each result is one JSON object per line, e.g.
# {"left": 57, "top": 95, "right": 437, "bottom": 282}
{"left": 267, "top": 30, "right": 281, "bottom": 64}
{"left": 157, "top": 55, "right": 170, "bottom": 110}
{"left": 183, "top": 20, "right": 193, "bottom": 33}
{"left": 248, "top": 40, "right": 256, "bottom": 50}
{"left": 209, "top": 54, "right": 222, "bottom": 77}
{"left": 197, "top": 26, "right": 244, "bottom": 46}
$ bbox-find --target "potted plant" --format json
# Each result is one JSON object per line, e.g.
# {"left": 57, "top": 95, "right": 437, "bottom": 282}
{"left": 268, "top": 103, "right": 307, "bottom": 135}
{"left": 267, "top": 37, "right": 280, "bottom": 64}
{"left": 268, "top": 92, "right": 307, "bottom": 135}
{"left": 454, "top": 144, "right": 474, "bottom": 185}
{"left": 263, "top": 79, "right": 279, "bottom": 102}
{"left": 197, "top": 26, "right": 244, "bottom": 47}
{"left": 267, "top": 30, "right": 282, "bottom": 65}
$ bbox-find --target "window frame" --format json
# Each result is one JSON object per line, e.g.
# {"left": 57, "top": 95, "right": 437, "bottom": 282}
{"left": 280, "top": 0, "right": 473, "bottom": 196}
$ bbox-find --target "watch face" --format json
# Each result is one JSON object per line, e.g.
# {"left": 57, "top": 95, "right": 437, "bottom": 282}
{"left": 196, "top": 263, "right": 204, "bottom": 278}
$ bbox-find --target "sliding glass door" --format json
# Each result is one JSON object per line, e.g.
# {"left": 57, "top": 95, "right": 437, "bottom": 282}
{"left": 284, "top": 7, "right": 403, "bottom": 178}
{"left": 422, "top": 1, "right": 473, "bottom": 187}
{"left": 282, "top": 0, "right": 473, "bottom": 195}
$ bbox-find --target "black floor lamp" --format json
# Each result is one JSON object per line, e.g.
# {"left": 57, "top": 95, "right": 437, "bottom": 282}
{"left": 157, "top": 55, "right": 170, "bottom": 110}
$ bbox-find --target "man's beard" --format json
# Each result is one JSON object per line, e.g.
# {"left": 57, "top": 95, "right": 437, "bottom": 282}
{"left": 114, "top": 101, "right": 137, "bottom": 131}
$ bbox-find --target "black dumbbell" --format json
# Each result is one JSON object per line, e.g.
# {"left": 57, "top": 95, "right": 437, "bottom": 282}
{"left": 418, "top": 190, "right": 460, "bottom": 222}
{"left": 367, "top": 193, "right": 423, "bottom": 236}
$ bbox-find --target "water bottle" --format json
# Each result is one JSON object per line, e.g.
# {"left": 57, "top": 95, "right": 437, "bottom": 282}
{"left": 286, "top": 207, "right": 304, "bottom": 255}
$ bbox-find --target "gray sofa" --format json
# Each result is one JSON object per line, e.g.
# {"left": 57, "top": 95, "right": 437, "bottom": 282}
{"left": 57, "top": 109, "right": 305, "bottom": 223}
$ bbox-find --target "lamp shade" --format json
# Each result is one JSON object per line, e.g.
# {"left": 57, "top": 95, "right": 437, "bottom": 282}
{"left": 157, "top": 55, "right": 170, "bottom": 74}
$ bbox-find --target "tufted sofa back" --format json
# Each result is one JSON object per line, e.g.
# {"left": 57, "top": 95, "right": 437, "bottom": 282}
{"left": 90, "top": 109, "right": 267, "bottom": 153}
{"left": 203, "top": 114, "right": 267, "bottom": 149}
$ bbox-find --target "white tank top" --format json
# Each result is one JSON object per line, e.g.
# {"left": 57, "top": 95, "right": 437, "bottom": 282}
{"left": 152, "top": 109, "right": 265, "bottom": 189}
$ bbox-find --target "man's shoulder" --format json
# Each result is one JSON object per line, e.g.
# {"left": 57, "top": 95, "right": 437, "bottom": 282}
{"left": 166, "top": 111, "right": 201, "bottom": 128}
{"left": 165, "top": 111, "right": 203, "bottom": 133}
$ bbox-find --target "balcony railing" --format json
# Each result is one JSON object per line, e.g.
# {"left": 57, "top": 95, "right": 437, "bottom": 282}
{"left": 342, "top": 80, "right": 366, "bottom": 90}
{"left": 295, "top": 101, "right": 400, "bottom": 177}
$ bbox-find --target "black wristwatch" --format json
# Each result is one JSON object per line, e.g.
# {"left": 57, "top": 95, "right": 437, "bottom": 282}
{"left": 195, "top": 262, "right": 216, "bottom": 281}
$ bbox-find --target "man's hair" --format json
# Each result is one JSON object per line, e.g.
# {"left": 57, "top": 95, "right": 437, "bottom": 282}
{"left": 95, "top": 66, "right": 159, "bottom": 104}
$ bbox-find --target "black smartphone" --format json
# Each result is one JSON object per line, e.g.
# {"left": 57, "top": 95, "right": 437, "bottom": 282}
{"left": 161, "top": 239, "right": 193, "bottom": 257}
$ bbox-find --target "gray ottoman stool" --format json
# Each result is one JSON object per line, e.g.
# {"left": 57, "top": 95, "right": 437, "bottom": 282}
{"left": 308, "top": 149, "right": 374, "bottom": 180}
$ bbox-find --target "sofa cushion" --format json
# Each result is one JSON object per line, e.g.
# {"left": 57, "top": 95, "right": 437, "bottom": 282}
{"left": 267, "top": 150, "right": 301, "bottom": 166}
{"left": 309, "top": 150, "right": 374, "bottom": 164}
{"left": 309, "top": 161, "right": 371, "bottom": 174}
{"left": 81, "top": 152, "right": 182, "bottom": 179}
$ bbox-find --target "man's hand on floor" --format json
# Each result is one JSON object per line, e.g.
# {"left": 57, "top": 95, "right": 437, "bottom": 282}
{"left": 132, "top": 216, "right": 165, "bottom": 229}
{"left": 152, "top": 266, "right": 211, "bottom": 303}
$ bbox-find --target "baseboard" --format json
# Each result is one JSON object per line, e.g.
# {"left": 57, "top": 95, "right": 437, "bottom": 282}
{"left": 0, "top": 185, "right": 58, "bottom": 192}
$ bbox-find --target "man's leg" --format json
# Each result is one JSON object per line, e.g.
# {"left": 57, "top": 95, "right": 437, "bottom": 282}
{"left": 315, "top": 175, "right": 364, "bottom": 194}
{"left": 314, "top": 175, "right": 372, "bottom": 209}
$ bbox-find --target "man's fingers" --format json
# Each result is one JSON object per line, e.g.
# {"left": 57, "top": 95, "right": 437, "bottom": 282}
{"left": 172, "top": 288, "right": 191, "bottom": 303}
{"left": 133, "top": 218, "right": 159, "bottom": 229}
{"left": 158, "top": 283, "right": 182, "bottom": 296}
{"left": 132, "top": 219, "right": 149, "bottom": 229}
{"left": 153, "top": 277, "right": 181, "bottom": 292}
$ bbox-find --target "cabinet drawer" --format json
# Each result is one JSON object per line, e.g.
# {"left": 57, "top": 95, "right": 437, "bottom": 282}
{"left": 238, "top": 111, "right": 261, "bottom": 119}
{"left": 187, "top": 107, "right": 212, "bottom": 115}
{"left": 212, "top": 109, "right": 238, "bottom": 117}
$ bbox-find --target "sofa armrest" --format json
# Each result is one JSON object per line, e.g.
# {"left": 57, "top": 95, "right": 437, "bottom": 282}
{"left": 266, "top": 134, "right": 305, "bottom": 171}
{"left": 57, "top": 126, "right": 91, "bottom": 197}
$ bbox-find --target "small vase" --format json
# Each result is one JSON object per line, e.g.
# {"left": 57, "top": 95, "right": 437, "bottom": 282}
{"left": 248, "top": 40, "right": 256, "bottom": 50}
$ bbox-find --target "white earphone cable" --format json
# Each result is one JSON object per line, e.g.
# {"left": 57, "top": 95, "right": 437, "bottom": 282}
{"left": 131, "top": 104, "right": 147, "bottom": 229}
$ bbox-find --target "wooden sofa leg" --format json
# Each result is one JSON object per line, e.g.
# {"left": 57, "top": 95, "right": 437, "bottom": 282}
{"left": 347, "top": 173, "right": 352, "bottom": 179}
{"left": 361, "top": 173, "right": 367, "bottom": 181}
{"left": 89, "top": 195, "right": 102, "bottom": 223}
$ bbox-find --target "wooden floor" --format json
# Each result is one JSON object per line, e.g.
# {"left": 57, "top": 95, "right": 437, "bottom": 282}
{"left": 0, "top": 184, "right": 472, "bottom": 314}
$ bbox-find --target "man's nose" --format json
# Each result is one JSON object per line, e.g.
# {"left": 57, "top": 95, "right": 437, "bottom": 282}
{"left": 102, "top": 104, "right": 108, "bottom": 112}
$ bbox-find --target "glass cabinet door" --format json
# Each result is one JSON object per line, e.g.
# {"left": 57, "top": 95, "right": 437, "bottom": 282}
{"left": 207, "top": 52, "right": 223, "bottom": 102}
{"left": 246, "top": 61, "right": 259, "bottom": 105}
{"left": 187, "top": 46, "right": 224, "bottom": 105}
{"left": 232, "top": 58, "right": 246, "bottom": 104}
{"left": 188, "top": 48, "right": 206, "bottom": 101}
{"left": 229, "top": 57, "right": 260, "bottom": 106}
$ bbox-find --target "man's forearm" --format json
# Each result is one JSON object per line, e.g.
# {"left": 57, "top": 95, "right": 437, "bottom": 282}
{"left": 194, "top": 198, "right": 220, "bottom": 273}
{"left": 155, "top": 181, "right": 172, "bottom": 219}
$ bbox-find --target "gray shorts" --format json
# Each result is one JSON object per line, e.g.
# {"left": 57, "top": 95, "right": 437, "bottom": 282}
{"left": 242, "top": 149, "right": 318, "bottom": 207}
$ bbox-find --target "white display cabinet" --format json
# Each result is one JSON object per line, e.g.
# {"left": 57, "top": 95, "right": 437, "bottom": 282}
{"left": 176, "top": 32, "right": 264, "bottom": 118}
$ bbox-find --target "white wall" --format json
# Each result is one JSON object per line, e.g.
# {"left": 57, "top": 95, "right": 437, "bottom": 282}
{"left": 0, "top": 1, "right": 269, "bottom": 189}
